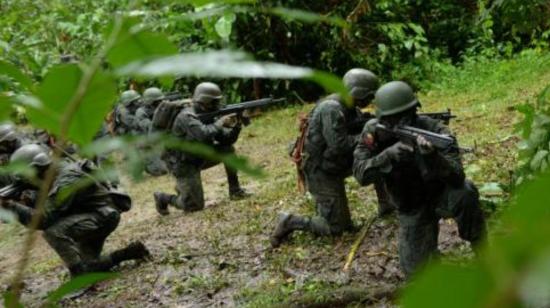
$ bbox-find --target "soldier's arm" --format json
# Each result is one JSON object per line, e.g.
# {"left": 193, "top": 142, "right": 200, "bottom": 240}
{"left": 353, "top": 125, "right": 393, "bottom": 186}
{"left": 215, "top": 121, "right": 242, "bottom": 145}
{"left": 4, "top": 198, "right": 58, "bottom": 230}
{"left": 320, "top": 104, "right": 358, "bottom": 159}
{"left": 424, "top": 122, "right": 465, "bottom": 185}
{"left": 174, "top": 112, "right": 222, "bottom": 143}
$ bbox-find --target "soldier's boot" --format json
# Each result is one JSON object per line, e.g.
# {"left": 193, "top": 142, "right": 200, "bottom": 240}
{"left": 110, "top": 241, "right": 151, "bottom": 265}
{"left": 270, "top": 212, "right": 310, "bottom": 248}
{"left": 69, "top": 242, "right": 150, "bottom": 277}
{"left": 154, "top": 192, "right": 172, "bottom": 216}
{"left": 226, "top": 166, "right": 251, "bottom": 200}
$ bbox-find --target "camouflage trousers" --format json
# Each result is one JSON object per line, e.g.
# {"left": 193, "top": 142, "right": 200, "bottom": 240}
{"left": 397, "top": 180, "right": 486, "bottom": 277}
{"left": 290, "top": 166, "right": 353, "bottom": 236}
{"left": 43, "top": 206, "right": 120, "bottom": 274}
{"left": 164, "top": 145, "right": 241, "bottom": 212}
{"left": 144, "top": 154, "right": 168, "bottom": 176}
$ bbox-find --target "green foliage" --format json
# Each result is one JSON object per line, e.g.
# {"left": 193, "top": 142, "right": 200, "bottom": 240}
{"left": 515, "top": 85, "right": 550, "bottom": 185}
{"left": 402, "top": 170, "right": 550, "bottom": 307}
{"left": 2, "top": 291, "right": 23, "bottom": 308}
{"left": 46, "top": 272, "right": 117, "bottom": 306}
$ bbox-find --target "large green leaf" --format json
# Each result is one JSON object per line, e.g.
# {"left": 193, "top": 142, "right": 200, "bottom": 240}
{"left": 47, "top": 272, "right": 117, "bottom": 304}
{"left": 2, "top": 291, "right": 23, "bottom": 308}
{"left": 0, "top": 60, "right": 34, "bottom": 90}
{"left": 80, "top": 134, "right": 264, "bottom": 177}
{"left": 107, "top": 18, "right": 179, "bottom": 69}
{"left": 25, "top": 64, "right": 117, "bottom": 145}
{"left": 401, "top": 263, "right": 494, "bottom": 308}
{"left": 0, "top": 95, "right": 15, "bottom": 122}
{"left": 117, "top": 50, "right": 349, "bottom": 102}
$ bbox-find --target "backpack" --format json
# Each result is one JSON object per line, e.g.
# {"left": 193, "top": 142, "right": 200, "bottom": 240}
{"left": 151, "top": 99, "right": 192, "bottom": 132}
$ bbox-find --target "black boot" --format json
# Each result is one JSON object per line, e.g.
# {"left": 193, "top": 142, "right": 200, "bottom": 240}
{"left": 229, "top": 187, "right": 251, "bottom": 200}
{"left": 154, "top": 192, "right": 172, "bottom": 216}
{"left": 270, "top": 213, "right": 310, "bottom": 248}
{"left": 110, "top": 241, "right": 150, "bottom": 265}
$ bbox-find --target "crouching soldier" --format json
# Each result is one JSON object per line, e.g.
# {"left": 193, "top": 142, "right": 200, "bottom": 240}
{"left": 270, "top": 68, "right": 379, "bottom": 247}
{"left": 352, "top": 81, "right": 486, "bottom": 277}
{"left": 154, "top": 82, "right": 249, "bottom": 216}
{"left": 1, "top": 144, "right": 149, "bottom": 277}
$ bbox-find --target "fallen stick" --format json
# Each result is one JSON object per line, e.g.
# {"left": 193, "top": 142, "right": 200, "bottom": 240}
{"left": 343, "top": 213, "right": 377, "bottom": 272}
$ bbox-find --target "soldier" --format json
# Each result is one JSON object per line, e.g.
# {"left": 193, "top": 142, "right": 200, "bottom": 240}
{"left": 352, "top": 81, "right": 486, "bottom": 277}
{"left": 270, "top": 68, "right": 379, "bottom": 248}
{"left": 0, "top": 123, "right": 27, "bottom": 186}
{"left": 153, "top": 82, "right": 249, "bottom": 216}
{"left": 134, "top": 87, "right": 168, "bottom": 176}
{"left": 113, "top": 90, "right": 142, "bottom": 136}
{"left": 1, "top": 144, "right": 150, "bottom": 277}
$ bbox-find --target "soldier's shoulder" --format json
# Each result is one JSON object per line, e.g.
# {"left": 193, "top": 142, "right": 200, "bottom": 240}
{"left": 317, "top": 96, "right": 344, "bottom": 113}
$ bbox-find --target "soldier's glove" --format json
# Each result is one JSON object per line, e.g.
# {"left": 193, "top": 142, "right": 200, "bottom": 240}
{"left": 216, "top": 114, "right": 239, "bottom": 128}
{"left": 382, "top": 141, "right": 414, "bottom": 162}
{"left": 416, "top": 135, "right": 434, "bottom": 155}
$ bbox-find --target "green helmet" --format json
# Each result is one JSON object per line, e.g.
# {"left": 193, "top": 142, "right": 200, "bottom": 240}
{"left": 120, "top": 90, "right": 141, "bottom": 106}
{"left": 0, "top": 123, "right": 18, "bottom": 143}
{"left": 143, "top": 87, "right": 164, "bottom": 105}
{"left": 343, "top": 68, "right": 379, "bottom": 100}
{"left": 192, "top": 82, "right": 223, "bottom": 110}
{"left": 374, "top": 81, "right": 419, "bottom": 117}
{"left": 10, "top": 144, "right": 52, "bottom": 167}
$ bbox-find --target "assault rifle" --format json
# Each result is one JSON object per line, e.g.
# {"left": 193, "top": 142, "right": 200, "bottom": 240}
{"left": 163, "top": 91, "right": 184, "bottom": 102}
{"left": 374, "top": 123, "right": 473, "bottom": 154}
{"left": 348, "top": 109, "right": 456, "bottom": 134}
{"left": 198, "top": 97, "right": 286, "bottom": 125}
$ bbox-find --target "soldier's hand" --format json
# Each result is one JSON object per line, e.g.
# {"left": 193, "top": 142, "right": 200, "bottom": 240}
{"left": 383, "top": 141, "right": 414, "bottom": 162}
{"left": 217, "top": 114, "right": 239, "bottom": 128}
{"left": 416, "top": 135, "right": 434, "bottom": 155}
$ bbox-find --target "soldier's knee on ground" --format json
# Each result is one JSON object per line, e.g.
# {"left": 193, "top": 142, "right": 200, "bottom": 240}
{"left": 398, "top": 214, "right": 439, "bottom": 278}
{"left": 310, "top": 216, "right": 332, "bottom": 236}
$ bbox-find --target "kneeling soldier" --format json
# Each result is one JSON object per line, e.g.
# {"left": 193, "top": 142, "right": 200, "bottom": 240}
{"left": 2, "top": 144, "right": 149, "bottom": 277}
{"left": 352, "top": 81, "right": 486, "bottom": 277}
{"left": 270, "top": 68, "right": 379, "bottom": 247}
{"left": 154, "top": 82, "right": 249, "bottom": 215}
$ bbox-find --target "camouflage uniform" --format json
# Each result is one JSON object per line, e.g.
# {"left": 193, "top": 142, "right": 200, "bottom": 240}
{"left": 113, "top": 90, "right": 141, "bottom": 136}
{"left": 271, "top": 68, "right": 380, "bottom": 248}
{"left": 6, "top": 149, "right": 148, "bottom": 276}
{"left": 154, "top": 105, "right": 243, "bottom": 213}
{"left": 271, "top": 96, "right": 360, "bottom": 244}
{"left": 134, "top": 89, "right": 168, "bottom": 176}
{"left": 0, "top": 124, "right": 26, "bottom": 186}
{"left": 353, "top": 81, "right": 486, "bottom": 277}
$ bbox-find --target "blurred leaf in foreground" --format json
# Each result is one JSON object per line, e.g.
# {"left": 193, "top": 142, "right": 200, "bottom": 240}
{"left": 25, "top": 64, "right": 117, "bottom": 145}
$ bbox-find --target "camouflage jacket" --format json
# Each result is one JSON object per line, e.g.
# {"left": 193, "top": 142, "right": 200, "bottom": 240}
{"left": 303, "top": 95, "right": 362, "bottom": 176}
{"left": 9, "top": 160, "right": 114, "bottom": 229}
{"left": 166, "top": 106, "right": 241, "bottom": 163}
{"left": 353, "top": 115, "right": 465, "bottom": 212}
{"left": 134, "top": 104, "right": 157, "bottom": 134}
